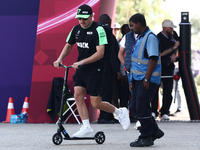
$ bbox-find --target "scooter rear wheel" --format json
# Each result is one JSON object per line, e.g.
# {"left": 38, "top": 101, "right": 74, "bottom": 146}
{"left": 52, "top": 133, "right": 63, "bottom": 145}
{"left": 94, "top": 131, "right": 105, "bottom": 144}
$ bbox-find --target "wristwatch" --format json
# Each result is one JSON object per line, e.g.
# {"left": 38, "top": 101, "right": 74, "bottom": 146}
{"left": 143, "top": 78, "right": 150, "bottom": 83}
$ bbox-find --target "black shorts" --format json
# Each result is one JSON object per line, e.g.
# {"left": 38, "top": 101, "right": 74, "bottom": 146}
{"left": 73, "top": 68, "right": 103, "bottom": 96}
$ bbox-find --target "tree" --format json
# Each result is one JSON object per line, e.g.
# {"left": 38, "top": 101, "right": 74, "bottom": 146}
{"left": 190, "top": 16, "right": 200, "bottom": 50}
{"left": 115, "top": 0, "right": 171, "bottom": 33}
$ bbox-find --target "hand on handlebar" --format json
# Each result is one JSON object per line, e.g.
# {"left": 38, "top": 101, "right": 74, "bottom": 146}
{"left": 72, "top": 61, "right": 83, "bottom": 69}
{"left": 53, "top": 60, "right": 63, "bottom": 69}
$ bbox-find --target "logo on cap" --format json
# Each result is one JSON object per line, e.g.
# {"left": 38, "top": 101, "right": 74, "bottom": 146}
{"left": 77, "top": 9, "right": 81, "bottom": 14}
{"left": 75, "top": 4, "right": 92, "bottom": 19}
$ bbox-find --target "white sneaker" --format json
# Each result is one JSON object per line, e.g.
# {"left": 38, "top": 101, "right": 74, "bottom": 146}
{"left": 72, "top": 125, "right": 93, "bottom": 138}
{"left": 134, "top": 121, "right": 141, "bottom": 130}
{"left": 115, "top": 107, "right": 130, "bottom": 130}
{"left": 160, "top": 114, "right": 169, "bottom": 121}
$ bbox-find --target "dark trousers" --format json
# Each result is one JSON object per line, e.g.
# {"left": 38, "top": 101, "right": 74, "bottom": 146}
{"left": 129, "top": 80, "right": 137, "bottom": 118}
{"left": 117, "top": 77, "right": 130, "bottom": 107}
{"left": 98, "top": 73, "right": 115, "bottom": 121}
{"left": 133, "top": 80, "right": 159, "bottom": 138}
{"left": 151, "top": 86, "right": 159, "bottom": 117}
{"left": 160, "top": 78, "right": 173, "bottom": 116}
{"left": 112, "top": 75, "right": 129, "bottom": 108}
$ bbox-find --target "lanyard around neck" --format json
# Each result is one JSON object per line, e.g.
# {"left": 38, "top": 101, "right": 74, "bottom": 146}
{"left": 161, "top": 32, "right": 176, "bottom": 42}
{"left": 132, "top": 35, "right": 141, "bottom": 53}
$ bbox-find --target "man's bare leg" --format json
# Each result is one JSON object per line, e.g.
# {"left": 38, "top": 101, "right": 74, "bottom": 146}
{"left": 90, "top": 95, "right": 130, "bottom": 130}
{"left": 72, "top": 86, "right": 94, "bottom": 137}
{"left": 74, "top": 86, "right": 88, "bottom": 120}
{"left": 90, "top": 95, "right": 116, "bottom": 113}
{"left": 73, "top": 87, "right": 130, "bottom": 138}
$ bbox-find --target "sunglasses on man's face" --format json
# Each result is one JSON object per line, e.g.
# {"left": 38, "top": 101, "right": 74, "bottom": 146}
{"left": 77, "top": 18, "right": 88, "bottom": 21}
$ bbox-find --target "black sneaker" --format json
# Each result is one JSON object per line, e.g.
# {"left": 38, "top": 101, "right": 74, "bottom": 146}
{"left": 151, "top": 128, "right": 164, "bottom": 141}
{"left": 173, "top": 109, "right": 181, "bottom": 115}
{"left": 130, "top": 137, "right": 154, "bottom": 147}
{"left": 169, "top": 109, "right": 181, "bottom": 116}
{"left": 175, "top": 109, "right": 181, "bottom": 113}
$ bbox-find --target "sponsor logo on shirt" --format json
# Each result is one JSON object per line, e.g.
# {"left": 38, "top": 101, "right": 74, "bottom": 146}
{"left": 87, "top": 31, "right": 93, "bottom": 35}
{"left": 100, "top": 35, "right": 106, "bottom": 38}
{"left": 75, "top": 30, "right": 80, "bottom": 39}
{"left": 99, "top": 32, "right": 106, "bottom": 38}
{"left": 75, "top": 30, "right": 80, "bottom": 36}
{"left": 77, "top": 42, "right": 89, "bottom": 49}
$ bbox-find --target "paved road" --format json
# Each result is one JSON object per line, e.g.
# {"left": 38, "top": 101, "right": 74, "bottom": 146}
{"left": 1, "top": 88, "right": 199, "bottom": 150}
{"left": 1, "top": 121, "right": 200, "bottom": 150}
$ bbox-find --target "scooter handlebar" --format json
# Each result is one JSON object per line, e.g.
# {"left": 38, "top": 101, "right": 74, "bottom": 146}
{"left": 52, "top": 63, "right": 72, "bottom": 68}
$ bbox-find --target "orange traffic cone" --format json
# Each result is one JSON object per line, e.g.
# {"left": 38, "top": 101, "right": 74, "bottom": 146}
{"left": 21, "top": 97, "right": 29, "bottom": 114}
{"left": 2, "top": 97, "right": 15, "bottom": 123}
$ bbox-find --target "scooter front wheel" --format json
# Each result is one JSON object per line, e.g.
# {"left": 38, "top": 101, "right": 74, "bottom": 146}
{"left": 94, "top": 131, "right": 105, "bottom": 144}
{"left": 52, "top": 133, "right": 63, "bottom": 145}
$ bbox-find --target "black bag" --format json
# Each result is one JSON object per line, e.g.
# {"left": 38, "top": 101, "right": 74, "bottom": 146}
{"left": 47, "top": 77, "right": 73, "bottom": 122}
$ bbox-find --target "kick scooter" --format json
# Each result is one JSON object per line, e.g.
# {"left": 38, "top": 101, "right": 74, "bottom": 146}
{"left": 52, "top": 64, "right": 105, "bottom": 145}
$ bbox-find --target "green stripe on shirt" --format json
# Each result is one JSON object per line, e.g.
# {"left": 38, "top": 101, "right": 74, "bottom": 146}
{"left": 96, "top": 26, "right": 108, "bottom": 45}
{"left": 66, "top": 26, "right": 74, "bottom": 43}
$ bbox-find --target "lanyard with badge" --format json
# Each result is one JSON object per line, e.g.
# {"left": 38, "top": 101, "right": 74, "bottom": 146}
{"left": 132, "top": 35, "right": 141, "bottom": 53}
{"left": 161, "top": 32, "right": 176, "bottom": 42}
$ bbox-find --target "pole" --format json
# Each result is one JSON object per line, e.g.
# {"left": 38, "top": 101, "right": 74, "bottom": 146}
{"left": 179, "top": 12, "right": 200, "bottom": 120}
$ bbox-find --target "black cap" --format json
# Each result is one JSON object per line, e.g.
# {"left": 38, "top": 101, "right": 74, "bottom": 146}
{"left": 75, "top": 4, "right": 92, "bottom": 19}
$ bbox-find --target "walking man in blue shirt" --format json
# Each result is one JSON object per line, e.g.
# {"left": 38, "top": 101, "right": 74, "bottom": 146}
{"left": 128, "top": 13, "right": 164, "bottom": 147}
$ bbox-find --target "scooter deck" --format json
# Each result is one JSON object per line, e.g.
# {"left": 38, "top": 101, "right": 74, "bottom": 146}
{"left": 64, "top": 137, "right": 95, "bottom": 140}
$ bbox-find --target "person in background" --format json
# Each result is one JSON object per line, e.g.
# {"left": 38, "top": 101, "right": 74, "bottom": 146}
{"left": 128, "top": 13, "right": 164, "bottom": 147}
{"left": 151, "top": 88, "right": 160, "bottom": 119}
{"left": 118, "top": 24, "right": 137, "bottom": 123}
{"left": 171, "top": 61, "right": 182, "bottom": 116}
{"left": 53, "top": 4, "right": 130, "bottom": 138}
{"left": 157, "top": 19, "right": 180, "bottom": 121}
{"left": 113, "top": 22, "right": 121, "bottom": 41}
{"left": 112, "top": 24, "right": 130, "bottom": 109}
{"left": 120, "top": 24, "right": 131, "bottom": 37}
{"left": 97, "top": 14, "right": 121, "bottom": 124}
